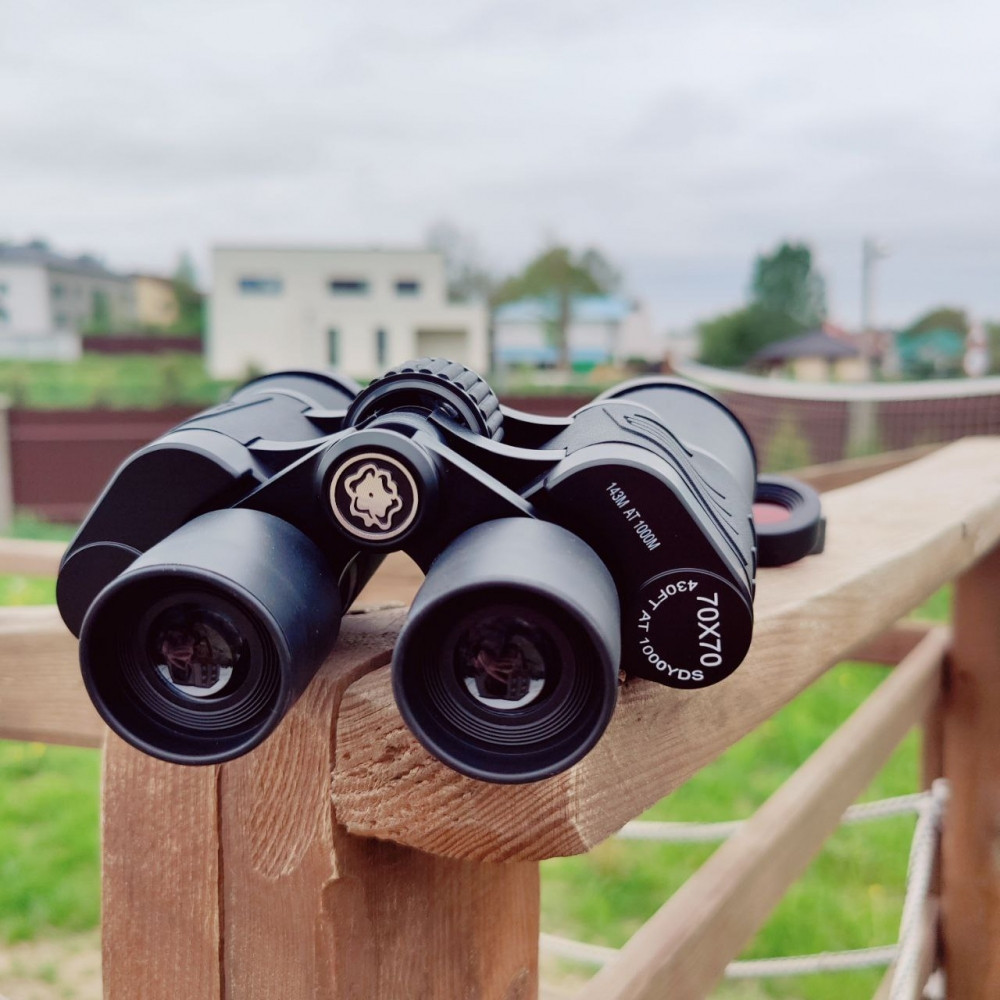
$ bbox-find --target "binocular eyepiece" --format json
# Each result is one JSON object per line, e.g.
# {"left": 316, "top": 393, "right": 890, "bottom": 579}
{"left": 57, "top": 358, "right": 823, "bottom": 782}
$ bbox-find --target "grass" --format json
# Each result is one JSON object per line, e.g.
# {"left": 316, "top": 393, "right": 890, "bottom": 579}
{"left": 0, "top": 355, "right": 240, "bottom": 409}
{"left": 0, "top": 508, "right": 955, "bottom": 998}
{"left": 541, "top": 664, "right": 920, "bottom": 999}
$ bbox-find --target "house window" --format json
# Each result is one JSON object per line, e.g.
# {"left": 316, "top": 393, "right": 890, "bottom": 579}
{"left": 376, "top": 328, "right": 387, "bottom": 366}
{"left": 328, "top": 329, "right": 340, "bottom": 367}
{"left": 52, "top": 283, "right": 65, "bottom": 299}
{"left": 239, "top": 277, "right": 283, "bottom": 295}
{"left": 329, "top": 278, "right": 369, "bottom": 295}
{"left": 395, "top": 280, "right": 420, "bottom": 296}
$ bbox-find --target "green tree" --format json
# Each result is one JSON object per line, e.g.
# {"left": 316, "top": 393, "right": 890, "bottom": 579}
{"left": 493, "top": 245, "right": 620, "bottom": 370}
{"left": 905, "top": 306, "right": 969, "bottom": 335}
{"left": 750, "top": 241, "right": 826, "bottom": 327}
{"left": 986, "top": 322, "right": 1000, "bottom": 374}
{"left": 87, "top": 290, "right": 112, "bottom": 334}
{"left": 698, "top": 304, "right": 803, "bottom": 369}
{"left": 171, "top": 251, "right": 204, "bottom": 336}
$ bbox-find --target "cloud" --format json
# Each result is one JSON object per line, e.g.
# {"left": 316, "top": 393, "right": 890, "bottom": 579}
{"left": 2, "top": 0, "right": 999, "bottom": 326}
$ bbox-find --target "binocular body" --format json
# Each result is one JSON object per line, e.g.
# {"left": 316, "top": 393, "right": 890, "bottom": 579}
{"left": 57, "top": 359, "right": 821, "bottom": 782}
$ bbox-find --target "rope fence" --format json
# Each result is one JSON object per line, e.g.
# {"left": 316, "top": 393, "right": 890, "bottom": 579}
{"left": 616, "top": 791, "right": 926, "bottom": 843}
{"left": 541, "top": 781, "right": 950, "bottom": 991}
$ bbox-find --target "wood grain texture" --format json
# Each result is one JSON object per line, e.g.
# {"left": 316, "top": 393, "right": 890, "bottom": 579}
{"left": 0, "top": 605, "right": 102, "bottom": 746}
{"left": 0, "top": 537, "right": 63, "bottom": 576}
{"left": 102, "top": 732, "right": 222, "bottom": 1000}
{"left": 940, "top": 543, "right": 1000, "bottom": 998}
{"left": 575, "top": 627, "right": 948, "bottom": 1000}
{"left": 851, "top": 621, "right": 933, "bottom": 666}
{"left": 334, "top": 439, "right": 1000, "bottom": 861}
{"left": 219, "top": 606, "right": 539, "bottom": 1000}
{"left": 792, "top": 443, "right": 941, "bottom": 494}
{"left": 355, "top": 550, "right": 422, "bottom": 606}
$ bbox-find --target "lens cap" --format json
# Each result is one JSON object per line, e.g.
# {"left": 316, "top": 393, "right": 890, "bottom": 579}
{"left": 753, "top": 475, "right": 825, "bottom": 567}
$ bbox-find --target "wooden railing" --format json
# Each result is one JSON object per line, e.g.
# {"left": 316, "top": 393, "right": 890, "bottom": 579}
{"left": 1, "top": 439, "right": 999, "bottom": 998}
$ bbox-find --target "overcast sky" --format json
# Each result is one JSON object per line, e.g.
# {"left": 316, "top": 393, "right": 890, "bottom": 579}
{"left": 2, "top": 0, "right": 998, "bottom": 331}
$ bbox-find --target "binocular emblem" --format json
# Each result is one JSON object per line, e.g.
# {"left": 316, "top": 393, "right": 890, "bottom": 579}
{"left": 328, "top": 452, "right": 420, "bottom": 542}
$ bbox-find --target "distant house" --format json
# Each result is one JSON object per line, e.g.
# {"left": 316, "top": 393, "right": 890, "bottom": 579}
{"left": 131, "top": 274, "right": 180, "bottom": 330}
{"left": 749, "top": 325, "right": 869, "bottom": 382}
{"left": 0, "top": 241, "right": 135, "bottom": 359}
{"left": 895, "top": 327, "right": 965, "bottom": 379}
{"left": 209, "top": 246, "right": 488, "bottom": 379}
{"left": 493, "top": 295, "right": 656, "bottom": 370}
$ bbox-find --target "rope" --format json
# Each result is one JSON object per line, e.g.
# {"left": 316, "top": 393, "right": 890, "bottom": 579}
{"left": 617, "top": 792, "right": 926, "bottom": 843}
{"left": 727, "top": 946, "right": 898, "bottom": 979}
{"left": 542, "top": 782, "right": 950, "bottom": 985}
{"left": 889, "top": 779, "right": 949, "bottom": 1000}
{"left": 539, "top": 934, "right": 897, "bottom": 977}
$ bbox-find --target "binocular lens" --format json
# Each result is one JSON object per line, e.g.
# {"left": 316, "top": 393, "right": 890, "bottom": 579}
{"left": 394, "top": 519, "right": 621, "bottom": 783}
{"left": 453, "top": 607, "right": 553, "bottom": 711}
{"left": 79, "top": 509, "right": 342, "bottom": 764}
{"left": 147, "top": 602, "right": 246, "bottom": 699}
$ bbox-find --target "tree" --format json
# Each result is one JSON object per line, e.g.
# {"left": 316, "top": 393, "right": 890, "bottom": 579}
{"left": 905, "top": 306, "right": 969, "bottom": 335}
{"left": 750, "top": 242, "right": 826, "bottom": 328}
{"left": 986, "top": 322, "right": 1000, "bottom": 375}
{"left": 171, "top": 251, "right": 204, "bottom": 336}
{"left": 425, "top": 221, "right": 495, "bottom": 304}
{"left": 698, "top": 304, "right": 804, "bottom": 369}
{"left": 493, "top": 245, "right": 621, "bottom": 370}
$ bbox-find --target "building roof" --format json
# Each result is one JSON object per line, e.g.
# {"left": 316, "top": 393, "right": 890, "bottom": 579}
{"left": 494, "top": 295, "right": 633, "bottom": 324}
{"left": 751, "top": 327, "right": 861, "bottom": 364}
{"left": 0, "top": 241, "right": 123, "bottom": 278}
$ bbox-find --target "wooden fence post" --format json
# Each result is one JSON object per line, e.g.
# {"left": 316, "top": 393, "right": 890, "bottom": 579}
{"left": 941, "top": 543, "right": 1000, "bottom": 997}
{"left": 102, "top": 609, "right": 539, "bottom": 1000}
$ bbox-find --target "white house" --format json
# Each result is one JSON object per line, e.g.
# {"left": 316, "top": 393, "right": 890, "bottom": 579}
{"left": 208, "top": 246, "right": 489, "bottom": 380}
{"left": 0, "top": 241, "right": 135, "bottom": 359}
{"left": 493, "top": 295, "right": 658, "bottom": 369}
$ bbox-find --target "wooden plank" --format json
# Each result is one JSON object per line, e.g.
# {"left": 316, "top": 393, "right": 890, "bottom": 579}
{"left": 0, "top": 537, "right": 63, "bottom": 576}
{"left": 792, "top": 443, "right": 942, "bottom": 494}
{"left": 218, "top": 607, "right": 539, "bottom": 1000}
{"left": 334, "top": 438, "right": 1000, "bottom": 861}
{"left": 940, "top": 543, "right": 1000, "bottom": 997}
{"left": 850, "top": 620, "right": 933, "bottom": 666}
{"left": 102, "top": 732, "right": 222, "bottom": 1000}
{"left": 355, "top": 549, "right": 422, "bottom": 606}
{"left": 0, "top": 605, "right": 102, "bottom": 747}
{"left": 575, "top": 627, "right": 948, "bottom": 1000}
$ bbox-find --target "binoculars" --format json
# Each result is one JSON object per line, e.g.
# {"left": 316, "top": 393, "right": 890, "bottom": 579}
{"left": 56, "top": 358, "right": 823, "bottom": 783}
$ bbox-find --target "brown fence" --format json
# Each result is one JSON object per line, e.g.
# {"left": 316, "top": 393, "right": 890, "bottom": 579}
{"left": 10, "top": 376, "right": 1000, "bottom": 523}
{"left": 82, "top": 334, "right": 202, "bottom": 355}
{"left": 9, "top": 407, "right": 198, "bottom": 521}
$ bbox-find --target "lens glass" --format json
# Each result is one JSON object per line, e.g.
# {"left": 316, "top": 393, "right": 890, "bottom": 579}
{"left": 146, "top": 602, "right": 246, "bottom": 699}
{"left": 452, "top": 610, "right": 554, "bottom": 711}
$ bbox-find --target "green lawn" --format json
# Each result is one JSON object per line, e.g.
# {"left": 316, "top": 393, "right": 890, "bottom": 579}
{"left": 0, "top": 512, "right": 952, "bottom": 997}
{"left": 542, "top": 586, "right": 949, "bottom": 998}
{"left": 0, "top": 354, "right": 239, "bottom": 409}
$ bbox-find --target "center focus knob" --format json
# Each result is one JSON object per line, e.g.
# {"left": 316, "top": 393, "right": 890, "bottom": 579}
{"left": 344, "top": 358, "right": 504, "bottom": 441}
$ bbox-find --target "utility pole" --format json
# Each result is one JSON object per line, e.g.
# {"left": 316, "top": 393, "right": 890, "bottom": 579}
{"left": 861, "top": 237, "right": 888, "bottom": 333}
{"left": 861, "top": 237, "right": 889, "bottom": 377}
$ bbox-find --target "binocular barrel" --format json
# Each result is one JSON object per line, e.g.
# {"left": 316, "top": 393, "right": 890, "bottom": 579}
{"left": 58, "top": 358, "right": 822, "bottom": 780}
{"left": 78, "top": 509, "right": 343, "bottom": 764}
{"left": 393, "top": 518, "right": 621, "bottom": 783}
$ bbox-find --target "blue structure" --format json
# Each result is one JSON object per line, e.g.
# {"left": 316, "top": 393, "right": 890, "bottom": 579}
{"left": 493, "top": 295, "right": 635, "bottom": 369}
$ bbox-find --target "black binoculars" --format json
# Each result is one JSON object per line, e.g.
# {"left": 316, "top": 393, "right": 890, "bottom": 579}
{"left": 56, "top": 358, "right": 823, "bottom": 783}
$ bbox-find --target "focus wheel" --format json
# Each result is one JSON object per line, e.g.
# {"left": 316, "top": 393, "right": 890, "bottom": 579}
{"left": 345, "top": 358, "right": 504, "bottom": 441}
